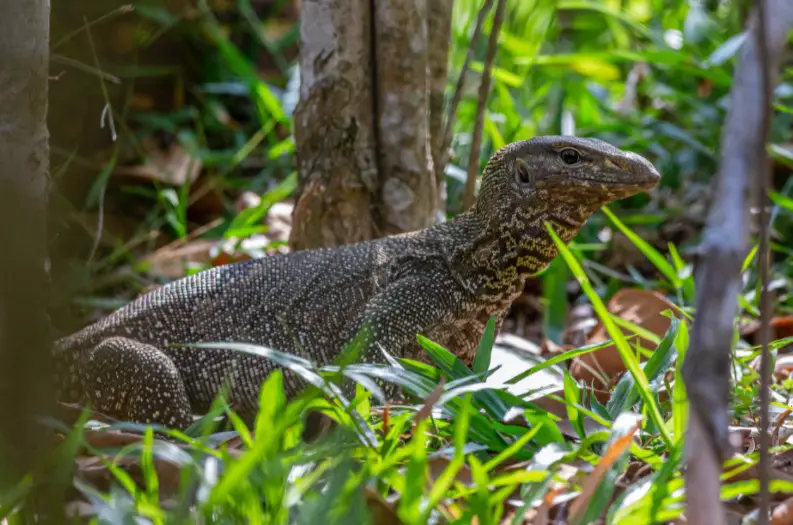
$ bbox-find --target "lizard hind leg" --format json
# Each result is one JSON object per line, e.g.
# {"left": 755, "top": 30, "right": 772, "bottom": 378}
{"left": 78, "top": 337, "right": 193, "bottom": 429}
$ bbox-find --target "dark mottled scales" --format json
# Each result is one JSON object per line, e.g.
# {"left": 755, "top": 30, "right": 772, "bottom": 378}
{"left": 54, "top": 136, "right": 660, "bottom": 429}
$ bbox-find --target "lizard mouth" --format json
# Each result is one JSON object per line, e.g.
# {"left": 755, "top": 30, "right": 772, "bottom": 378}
{"left": 569, "top": 174, "right": 660, "bottom": 190}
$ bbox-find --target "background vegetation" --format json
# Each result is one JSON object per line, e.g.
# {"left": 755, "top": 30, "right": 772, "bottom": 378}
{"left": 7, "top": 0, "right": 793, "bottom": 522}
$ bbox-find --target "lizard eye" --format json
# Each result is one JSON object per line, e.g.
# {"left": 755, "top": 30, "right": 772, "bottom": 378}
{"left": 560, "top": 148, "right": 581, "bottom": 165}
{"left": 515, "top": 158, "right": 533, "bottom": 186}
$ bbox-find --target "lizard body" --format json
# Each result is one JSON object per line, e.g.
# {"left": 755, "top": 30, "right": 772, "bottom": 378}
{"left": 54, "top": 136, "right": 660, "bottom": 428}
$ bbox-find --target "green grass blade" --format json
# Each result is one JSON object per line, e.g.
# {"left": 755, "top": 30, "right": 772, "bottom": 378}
{"left": 605, "top": 318, "right": 680, "bottom": 418}
{"left": 542, "top": 257, "right": 569, "bottom": 345}
{"left": 506, "top": 339, "right": 613, "bottom": 385}
{"left": 671, "top": 321, "right": 689, "bottom": 443}
{"left": 473, "top": 316, "right": 496, "bottom": 374}
{"left": 547, "top": 222, "right": 674, "bottom": 448}
{"left": 601, "top": 206, "right": 680, "bottom": 288}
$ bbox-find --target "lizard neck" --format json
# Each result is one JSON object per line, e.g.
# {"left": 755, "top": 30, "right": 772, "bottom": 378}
{"left": 449, "top": 200, "right": 594, "bottom": 297}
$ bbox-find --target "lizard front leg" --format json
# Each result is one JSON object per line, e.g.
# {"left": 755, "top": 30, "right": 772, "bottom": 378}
{"left": 340, "top": 272, "right": 466, "bottom": 397}
{"left": 78, "top": 337, "right": 193, "bottom": 429}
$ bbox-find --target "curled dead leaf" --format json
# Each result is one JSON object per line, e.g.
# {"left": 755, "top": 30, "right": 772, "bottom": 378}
{"left": 142, "top": 238, "right": 222, "bottom": 280}
{"left": 774, "top": 355, "right": 793, "bottom": 381}
{"left": 427, "top": 456, "right": 474, "bottom": 486}
{"left": 76, "top": 454, "right": 183, "bottom": 497}
{"left": 743, "top": 316, "right": 793, "bottom": 347}
{"left": 569, "top": 288, "right": 681, "bottom": 400}
{"left": 413, "top": 377, "right": 445, "bottom": 425}
{"left": 773, "top": 496, "right": 793, "bottom": 525}
{"left": 114, "top": 137, "right": 202, "bottom": 186}
{"left": 82, "top": 429, "right": 145, "bottom": 450}
{"left": 365, "top": 488, "right": 403, "bottom": 525}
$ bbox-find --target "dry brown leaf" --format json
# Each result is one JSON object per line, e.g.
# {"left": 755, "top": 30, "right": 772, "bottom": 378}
{"left": 775, "top": 355, "right": 793, "bottom": 381}
{"left": 265, "top": 201, "right": 294, "bottom": 245}
{"left": 129, "top": 93, "right": 156, "bottom": 111}
{"left": 567, "top": 419, "right": 641, "bottom": 521}
{"left": 569, "top": 288, "right": 680, "bottom": 399}
{"left": 535, "top": 485, "right": 565, "bottom": 525}
{"left": 364, "top": 488, "right": 403, "bottom": 525}
{"left": 772, "top": 316, "right": 793, "bottom": 340}
{"left": 742, "top": 315, "right": 793, "bottom": 347}
{"left": 76, "top": 454, "right": 183, "bottom": 496}
{"left": 540, "top": 337, "right": 565, "bottom": 356}
{"left": 773, "top": 496, "right": 793, "bottom": 525}
{"left": 381, "top": 404, "right": 391, "bottom": 438}
{"left": 771, "top": 448, "right": 793, "bottom": 476}
{"left": 188, "top": 177, "right": 226, "bottom": 217}
{"left": 114, "top": 137, "right": 202, "bottom": 186}
{"left": 620, "top": 460, "right": 654, "bottom": 485}
{"left": 427, "top": 456, "right": 474, "bottom": 486}
{"left": 414, "top": 377, "right": 445, "bottom": 425}
{"left": 562, "top": 303, "right": 597, "bottom": 348}
{"left": 142, "top": 239, "right": 221, "bottom": 280}
{"left": 140, "top": 209, "right": 292, "bottom": 280}
{"left": 83, "top": 429, "right": 145, "bottom": 449}
{"left": 301, "top": 411, "right": 337, "bottom": 443}
{"left": 774, "top": 409, "right": 793, "bottom": 446}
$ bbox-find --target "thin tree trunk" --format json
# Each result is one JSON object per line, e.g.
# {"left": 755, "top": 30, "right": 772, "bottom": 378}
{"left": 291, "top": 0, "right": 452, "bottom": 250}
{"left": 290, "top": 0, "right": 379, "bottom": 251}
{"left": 373, "top": 0, "right": 437, "bottom": 235}
{"left": 0, "top": 0, "right": 57, "bottom": 517}
{"left": 682, "top": 0, "right": 793, "bottom": 522}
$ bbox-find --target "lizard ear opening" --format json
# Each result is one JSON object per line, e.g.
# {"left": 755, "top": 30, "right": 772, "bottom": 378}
{"left": 514, "top": 158, "right": 534, "bottom": 187}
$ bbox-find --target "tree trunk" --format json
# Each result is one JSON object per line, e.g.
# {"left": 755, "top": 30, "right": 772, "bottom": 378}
{"left": 290, "top": 0, "right": 453, "bottom": 250}
{"left": 0, "top": 0, "right": 57, "bottom": 515}
{"left": 290, "top": 0, "right": 379, "bottom": 251}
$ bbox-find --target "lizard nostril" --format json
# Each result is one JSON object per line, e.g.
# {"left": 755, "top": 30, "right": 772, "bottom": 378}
{"left": 623, "top": 152, "right": 661, "bottom": 182}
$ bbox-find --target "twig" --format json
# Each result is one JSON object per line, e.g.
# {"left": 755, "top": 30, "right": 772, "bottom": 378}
{"left": 51, "top": 4, "right": 134, "bottom": 51}
{"left": 462, "top": 0, "right": 505, "bottom": 210}
{"left": 755, "top": 0, "right": 774, "bottom": 521}
{"left": 680, "top": 1, "right": 793, "bottom": 523}
{"left": 438, "top": 0, "right": 494, "bottom": 171}
{"left": 82, "top": 16, "right": 119, "bottom": 267}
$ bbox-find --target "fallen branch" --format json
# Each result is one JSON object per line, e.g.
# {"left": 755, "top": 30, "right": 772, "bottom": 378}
{"left": 682, "top": 1, "right": 793, "bottom": 523}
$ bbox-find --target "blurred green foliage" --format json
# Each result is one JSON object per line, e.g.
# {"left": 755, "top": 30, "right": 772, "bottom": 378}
{"left": 25, "top": 1, "right": 793, "bottom": 522}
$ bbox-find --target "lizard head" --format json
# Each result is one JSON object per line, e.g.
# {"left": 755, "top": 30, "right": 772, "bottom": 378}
{"left": 466, "top": 136, "right": 660, "bottom": 277}
{"left": 476, "top": 136, "right": 660, "bottom": 237}
{"left": 479, "top": 135, "right": 660, "bottom": 210}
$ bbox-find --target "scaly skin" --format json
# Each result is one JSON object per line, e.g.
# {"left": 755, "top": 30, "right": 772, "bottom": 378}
{"left": 54, "top": 136, "right": 660, "bottom": 428}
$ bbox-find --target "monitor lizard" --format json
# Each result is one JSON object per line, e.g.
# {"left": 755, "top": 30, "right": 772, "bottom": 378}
{"left": 53, "top": 136, "right": 660, "bottom": 429}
